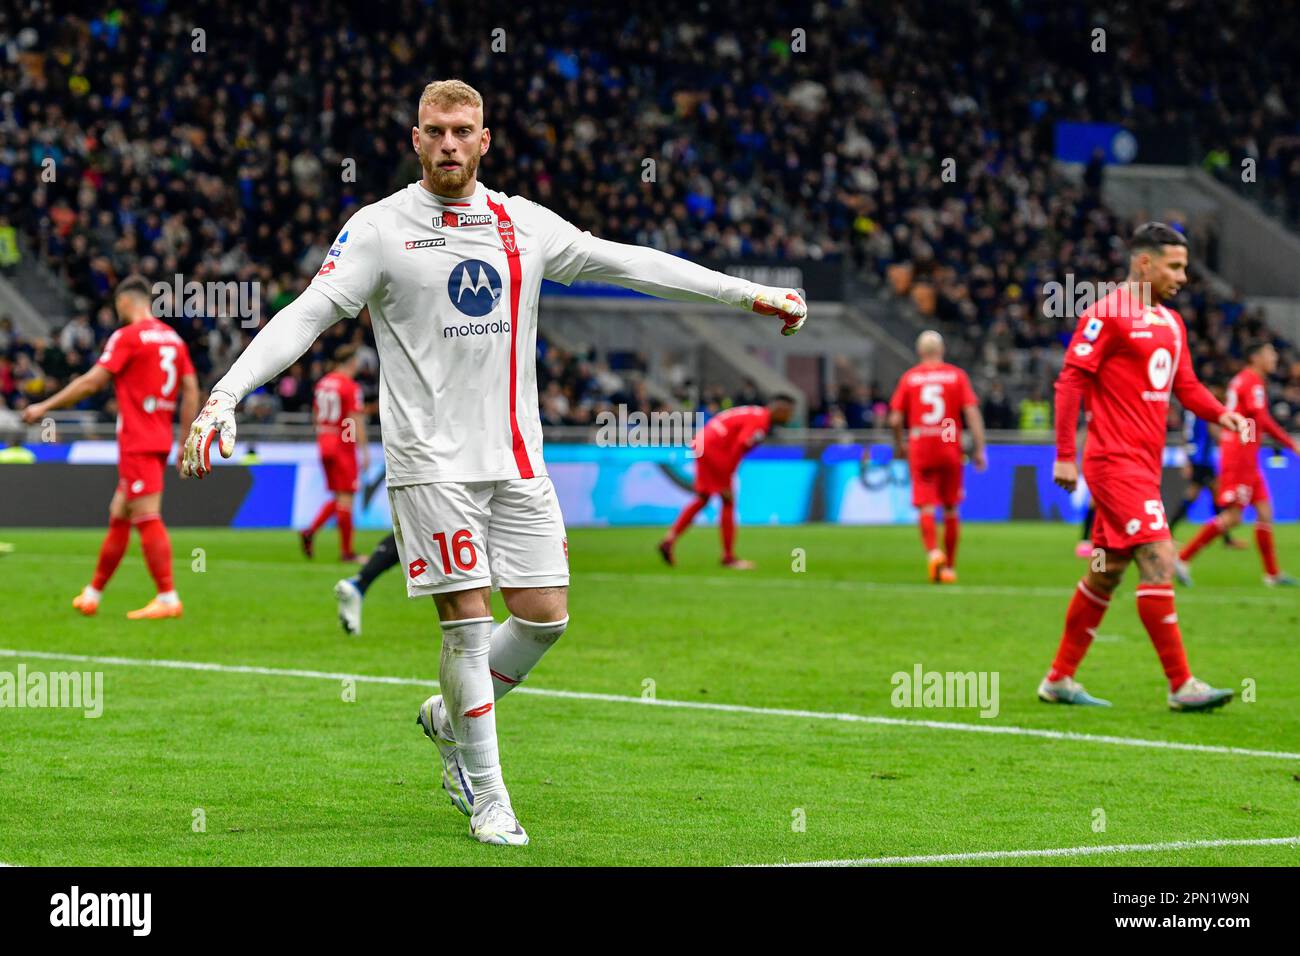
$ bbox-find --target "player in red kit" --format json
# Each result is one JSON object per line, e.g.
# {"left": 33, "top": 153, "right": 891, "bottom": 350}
{"left": 1040, "top": 223, "right": 1246, "bottom": 711}
{"left": 658, "top": 395, "right": 796, "bottom": 569}
{"left": 1176, "top": 341, "right": 1299, "bottom": 586}
{"left": 300, "top": 345, "right": 369, "bottom": 562}
{"left": 23, "top": 275, "right": 198, "bottom": 619}
{"left": 888, "top": 331, "right": 987, "bottom": 583}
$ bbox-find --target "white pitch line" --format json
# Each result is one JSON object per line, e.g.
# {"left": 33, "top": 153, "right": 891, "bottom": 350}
{"left": 4, "top": 648, "right": 1299, "bottom": 761}
{"left": 769, "top": 835, "right": 1300, "bottom": 867}
{"left": 0, "top": 648, "right": 434, "bottom": 688}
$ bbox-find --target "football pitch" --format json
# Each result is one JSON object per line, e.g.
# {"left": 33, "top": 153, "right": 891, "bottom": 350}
{"left": 1, "top": 523, "right": 1298, "bottom": 867}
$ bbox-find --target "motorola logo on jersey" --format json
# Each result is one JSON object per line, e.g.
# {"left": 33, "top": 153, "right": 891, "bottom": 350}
{"left": 444, "top": 318, "right": 511, "bottom": 339}
{"left": 1147, "top": 347, "right": 1173, "bottom": 390}
{"left": 448, "top": 259, "right": 503, "bottom": 317}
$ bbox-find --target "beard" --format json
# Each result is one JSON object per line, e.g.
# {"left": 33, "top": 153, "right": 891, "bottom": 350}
{"left": 418, "top": 141, "right": 480, "bottom": 194}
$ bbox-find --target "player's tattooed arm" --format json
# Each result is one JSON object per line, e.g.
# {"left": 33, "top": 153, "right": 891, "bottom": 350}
{"left": 1132, "top": 541, "right": 1176, "bottom": 585}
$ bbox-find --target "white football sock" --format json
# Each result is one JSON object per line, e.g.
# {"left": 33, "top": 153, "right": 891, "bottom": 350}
{"left": 489, "top": 615, "right": 568, "bottom": 698}
{"left": 439, "top": 617, "right": 507, "bottom": 807}
{"left": 156, "top": 590, "right": 179, "bottom": 605}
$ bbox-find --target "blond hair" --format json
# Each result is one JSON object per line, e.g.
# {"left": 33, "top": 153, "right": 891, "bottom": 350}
{"left": 418, "top": 79, "right": 484, "bottom": 118}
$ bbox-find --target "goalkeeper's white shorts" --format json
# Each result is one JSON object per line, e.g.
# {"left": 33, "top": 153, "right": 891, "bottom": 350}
{"left": 389, "top": 478, "right": 570, "bottom": 597}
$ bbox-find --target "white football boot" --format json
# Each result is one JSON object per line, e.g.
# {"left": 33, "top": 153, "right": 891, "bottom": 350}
{"left": 1037, "top": 674, "right": 1111, "bottom": 706}
{"left": 416, "top": 694, "right": 474, "bottom": 816}
{"left": 1168, "top": 677, "right": 1233, "bottom": 712}
{"left": 471, "top": 799, "right": 529, "bottom": 846}
{"left": 333, "top": 578, "right": 363, "bottom": 635}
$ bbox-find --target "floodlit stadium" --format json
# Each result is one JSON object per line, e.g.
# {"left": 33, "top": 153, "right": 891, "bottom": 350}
{"left": 1, "top": 0, "right": 1298, "bottom": 914}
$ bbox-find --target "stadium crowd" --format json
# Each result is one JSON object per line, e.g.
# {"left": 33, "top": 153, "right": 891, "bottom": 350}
{"left": 2, "top": 0, "right": 1299, "bottom": 434}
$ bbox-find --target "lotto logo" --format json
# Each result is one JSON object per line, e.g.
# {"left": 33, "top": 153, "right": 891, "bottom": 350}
{"left": 318, "top": 260, "right": 336, "bottom": 277}
{"left": 408, "top": 558, "right": 428, "bottom": 579}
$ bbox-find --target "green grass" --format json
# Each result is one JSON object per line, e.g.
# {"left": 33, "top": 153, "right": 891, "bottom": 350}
{"left": 1, "top": 522, "right": 1299, "bottom": 866}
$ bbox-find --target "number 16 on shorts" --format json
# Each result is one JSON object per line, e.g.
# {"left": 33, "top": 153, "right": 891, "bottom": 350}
{"left": 432, "top": 529, "right": 478, "bottom": 574}
{"left": 402, "top": 525, "right": 484, "bottom": 594}
{"left": 390, "top": 479, "right": 570, "bottom": 597}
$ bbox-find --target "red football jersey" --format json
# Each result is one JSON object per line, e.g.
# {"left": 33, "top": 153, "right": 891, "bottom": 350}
{"left": 96, "top": 318, "right": 195, "bottom": 455}
{"left": 1220, "top": 367, "right": 1293, "bottom": 467}
{"left": 1062, "top": 287, "right": 1213, "bottom": 477}
{"left": 693, "top": 405, "right": 772, "bottom": 472}
{"left": 889, "top": 362, "right": 977, "bottom": 468}
{"left": 314, "top": 371, "right": 364, "bottom": 451}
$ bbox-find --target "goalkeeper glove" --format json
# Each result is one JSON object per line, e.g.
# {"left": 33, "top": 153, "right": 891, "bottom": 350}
{"left": 181, "top": 391, "right": 237, "bottom": 479}
{"left": 749, "top": 286, "right": 808, "bottom": 336}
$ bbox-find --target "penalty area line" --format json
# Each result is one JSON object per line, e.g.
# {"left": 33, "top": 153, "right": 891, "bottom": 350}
{"left": 762, "top": 835, "right": 1300, "bottom": 867}
{"left": 3, "top": 647, "right": 1299, "bottom": 761}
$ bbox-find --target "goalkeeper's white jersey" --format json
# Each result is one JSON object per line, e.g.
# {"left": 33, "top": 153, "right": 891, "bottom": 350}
{"left": 308, "top": 181, "right": 756, "bottom": 486}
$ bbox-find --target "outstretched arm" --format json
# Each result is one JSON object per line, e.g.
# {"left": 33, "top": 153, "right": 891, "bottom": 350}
{"left": 181, "top": 287, "right": 347, "bottom": 477}
{"left": 211, "top": 287, "right": 345, "bottom": 404}
{"left": 21, "top": 365, "right": 112, "bottom": 423}
{"left": 572, "top": 235, "right": 807, "bottom": 334}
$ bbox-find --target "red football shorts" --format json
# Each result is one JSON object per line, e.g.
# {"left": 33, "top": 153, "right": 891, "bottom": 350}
{"left": 911, "top": 460, "right": 964, "bottom": 508}
{"left": 1085, "top": 465, "right": 1170, "bottom": 552}
{"left": 1216, "top": 458, "right": 1269, "bottom": 509}
{"left": 693, "top": 454, "right": 735, "bottom": 495}
{"left": 321, "top": 445, "right": 358, "bottom": 493}
{"left": 118, "top": 450, "right": 168, "bottom": 500}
